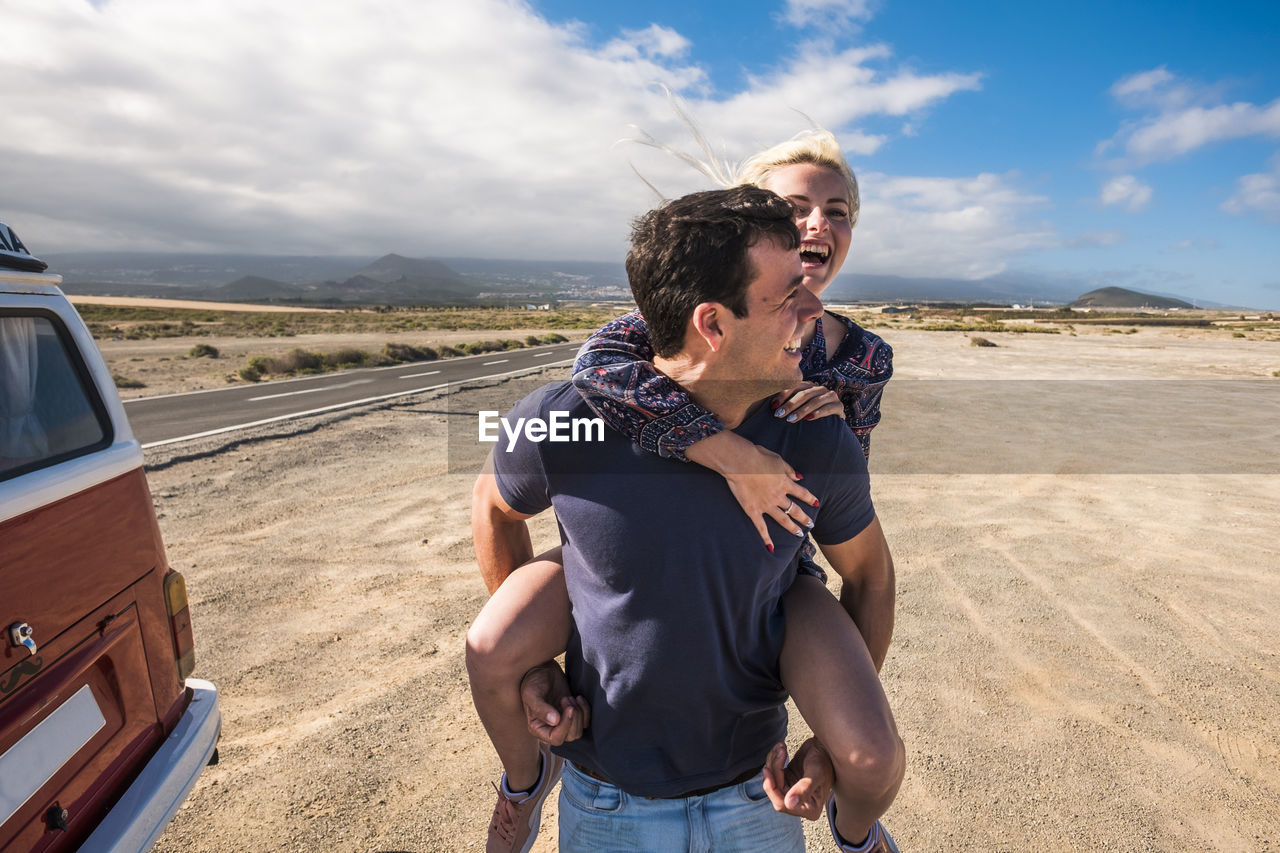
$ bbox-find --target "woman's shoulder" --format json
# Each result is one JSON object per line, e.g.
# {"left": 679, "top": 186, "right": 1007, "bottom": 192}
{"left": 824, "top": 310, "right": 893, "bottom": 376}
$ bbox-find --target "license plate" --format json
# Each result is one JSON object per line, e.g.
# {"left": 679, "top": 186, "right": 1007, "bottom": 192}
{"left": 0, "top": 685, "right": 106, "bottom": 825}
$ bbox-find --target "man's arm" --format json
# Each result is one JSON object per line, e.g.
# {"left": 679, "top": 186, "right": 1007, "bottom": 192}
{"left": 471, "top": 451, "right": 537, "bottom": 594}
{"left": 817, "top": 515, "right": 895, "bottom": 671}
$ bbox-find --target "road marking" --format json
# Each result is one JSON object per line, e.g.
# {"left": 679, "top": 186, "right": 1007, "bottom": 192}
{"left": 249, "top": 378, "right": 373, "bottom": 401}
{"left": 138, "top": 357, "right": 577, "bottom": 449}
{"left": 123, "top": 343, "right": 577, "bottom": 403}
{"left": 399, "top": 370, "right": 441, "bottom": 379}
{"left": 483, "top": 359, "right": 509, "bottom": 365}
{"left": 533, "top": 352, "right": 557, "bottom": 358}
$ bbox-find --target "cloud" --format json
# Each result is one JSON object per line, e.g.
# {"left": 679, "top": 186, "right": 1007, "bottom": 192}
{"left": 782, "top": 0, "right": 875, "bottom": 31}
{"left": 1111, "top": 68, "right": 1173, "bottom": 99}
{"left": 1222, "top": 156, "right": 1280, "bottom": 222}
{"left": 0, "top": 0, "right": 987, "bottom": 270}
{"left": 1100, "top": 67, "right": 1280, "bottom": 164}
{"left": 1170, "top": 237, "right": 1221, "bottom": 250}
{"left": 851, "top": 172, "right": 1055, "bottom": 279}
{"left": 1099, "top": 175, "right": 1152, "bottom": 212}
{"left": 602, "top": 25, "right": 691, "bottom": 61}
{"left": 1066, "top": 231, "right": 1127, "bottom": 248}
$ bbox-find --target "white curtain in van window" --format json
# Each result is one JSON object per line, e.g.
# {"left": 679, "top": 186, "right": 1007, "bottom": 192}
{"left": 0, "top": 317, "right": 49, "bottom": 462}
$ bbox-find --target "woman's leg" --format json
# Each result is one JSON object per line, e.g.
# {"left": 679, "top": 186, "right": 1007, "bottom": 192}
{"left": 466, "top": 546, "right": 572, "bottom": 791}
{"left": 780, "top": 575, "right": 905, "bottom": 845}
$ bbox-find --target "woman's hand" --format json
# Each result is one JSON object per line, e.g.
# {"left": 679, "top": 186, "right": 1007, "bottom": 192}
{"left": 770, "top": 382, "right": 842, "bottom": 423}
{"left": 686, "top": 431, "right": 819, "bottom": 553}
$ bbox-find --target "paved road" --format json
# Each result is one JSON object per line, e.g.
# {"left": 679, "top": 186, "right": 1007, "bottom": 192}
{"left": 124, "top": 342, "right": 579, "bottom": 447}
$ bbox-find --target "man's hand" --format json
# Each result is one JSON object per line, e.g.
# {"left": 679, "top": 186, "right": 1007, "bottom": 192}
{"left": 761, "top": 738, "right": 834, "bottom": 821}
{"left": 520, "top": 661, "right": 591, "bottom": 746}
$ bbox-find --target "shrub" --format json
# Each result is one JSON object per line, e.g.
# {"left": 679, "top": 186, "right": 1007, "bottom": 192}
{"left": 245, "top": 355, "right": 272, "bottom": 375}
{"left": 525, "top": 335, "right": 542, "bottom": 346}
{"left": 275, "top": 348, "right": 324, "bottom": 373}
{"left": 438, "top": 345, "right": 464, "bottom": 357}
{"left": 500, "top": 339, "right": 525, "bottom": 350}
{"left": 238, "top": 365, "right": 263, "bottom": 382}
{"left": 188, "top": 343, "right": 220, "bottom": 358}
{"left": 112, "top": 373, "right": 146, "bottom": 389}
{"left": 383, "top": 342, "right": 438, "bottom": 363}
{"left": 970, "top": 337, "right": 998, "bottom": 347}
{"left": 541, "top": 333, "right": 569, "bottom": 344}
{"left": 1232, "top": 332, "right": 1246, "bottom": 338}
{"left": 322, "top": 347, "right": 370, "bottom": 368}
{"left": 461, "top": 340, "right": 506, "bottom": 355}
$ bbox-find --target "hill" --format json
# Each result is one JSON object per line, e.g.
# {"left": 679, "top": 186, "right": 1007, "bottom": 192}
{"left": 298, "top": 254, "right": 478, "bottom": 304}
{"left": 1072, "top": 287, "right": 1194, "bottom": 309}
{"left": 354, "top": 253, "right": 465, "bottom": 285}
{"left": 213, "top": 275, "right": 300, "bottom": 301}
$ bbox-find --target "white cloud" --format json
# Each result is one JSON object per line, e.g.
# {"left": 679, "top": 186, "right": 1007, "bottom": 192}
{"left": 0, "top": 0, "right": 989, "bottom": 272}
{"left": 852, "top": 172, "right": 1054, "bottom": 279}
{"left": 1099, "top": 175, "right": 1152, "bottom": 212}
{"left": 1125, "top": 101, "right": 1280, "bottom": 161}
{"left": 783, "top": 0, "right": 875, "bottom": 31}
{"left": 1109, "top": 66, "right": 1182, "bottom": 108}
{"left": 602, "top": 25, "right": 691, "bottom": 61}
{"left": 1067, "top": 231, "right": 1127, "bottom": 248}
{"left": 1100, "top": 67, "right": 1280, "bottom": 164}
{"left": 1222, "top": 156, "right": 1280, "bottom": 222}
{"left": 1169, "top": 237, "right": 1221, "bottom": 250}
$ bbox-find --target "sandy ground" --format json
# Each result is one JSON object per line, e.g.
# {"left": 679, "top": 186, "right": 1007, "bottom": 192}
{"left": 139, "top": 328, "right": 1280, "bottom": 852}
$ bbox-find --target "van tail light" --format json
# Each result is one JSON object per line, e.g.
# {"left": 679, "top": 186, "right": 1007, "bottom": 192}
{"left": 163, "top": 571, "right": 196, "bottom": 680}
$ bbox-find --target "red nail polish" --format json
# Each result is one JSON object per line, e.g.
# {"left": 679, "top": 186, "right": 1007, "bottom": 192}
{"left": 813, "top": 499, "right": 820, "bottom": 507}
{"left": 794, "top": 473, "right": 804, "bottom": 480}
{"left": 804, "top": 414, "right": 815, "bottom": 421}
{"left": 766, "top": 543, "right": 774, "bottom": 553}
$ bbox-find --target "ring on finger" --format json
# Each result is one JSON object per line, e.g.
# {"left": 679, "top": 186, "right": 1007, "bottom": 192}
{"left": 780, "top": 499, "right": 794, "bottom": 514}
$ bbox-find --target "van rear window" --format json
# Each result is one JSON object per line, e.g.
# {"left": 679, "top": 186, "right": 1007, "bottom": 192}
{"left": 1, "top": 313, "right": 111, "bottom": 481}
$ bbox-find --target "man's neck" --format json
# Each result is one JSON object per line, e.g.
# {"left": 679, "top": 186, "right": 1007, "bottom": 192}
{"left": 652, "top": 354, "right": 761, "bottom": 430}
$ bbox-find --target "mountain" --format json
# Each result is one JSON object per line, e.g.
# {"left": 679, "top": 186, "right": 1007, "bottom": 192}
{"left": 52, "top": 252, "right": 483, "bottom": 305}
{"left": 213, "top": 275, "right": 300, "bottom": 301}
{"left": 355, "top": 253, "right": 466, "bottom": 285}
{"left": 299, "top": 254, "right": 478, "bottom": 304}
{"left": 1071, "top": 287, "right": 1194, "bottom": 309}
{"left": 46, "top": 252, "right": 365, "bottom": 287}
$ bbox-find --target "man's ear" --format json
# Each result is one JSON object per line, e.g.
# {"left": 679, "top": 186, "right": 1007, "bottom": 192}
{"left": 691, "top": 302, "right": 727, "bottom": 353}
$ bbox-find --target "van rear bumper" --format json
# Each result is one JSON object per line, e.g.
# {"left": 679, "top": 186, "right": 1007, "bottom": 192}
{"left": 81, "top": 679, "right": 220, "bottom": 853}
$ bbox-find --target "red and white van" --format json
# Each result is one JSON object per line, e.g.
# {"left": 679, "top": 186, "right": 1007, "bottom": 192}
{"left": 1, "top": 224, "right": 220, "bottom": 852}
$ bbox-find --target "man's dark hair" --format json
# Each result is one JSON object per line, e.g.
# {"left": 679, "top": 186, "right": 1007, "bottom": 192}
{"left": 626, "top": 185, "right": 800, "bottom": 357}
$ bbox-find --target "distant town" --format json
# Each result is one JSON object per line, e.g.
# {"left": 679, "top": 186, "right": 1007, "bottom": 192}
{"left": 43, "top": 251, "right": 1247, "bottom": 311}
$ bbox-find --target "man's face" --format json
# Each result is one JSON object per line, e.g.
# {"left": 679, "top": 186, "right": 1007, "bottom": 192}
{"left": 717, "top": 238, "right": 822, "bottom": 396}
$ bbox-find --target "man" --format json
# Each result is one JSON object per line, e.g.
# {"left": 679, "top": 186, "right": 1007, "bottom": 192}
{"left": 470, "top": 186, "right": 902, "bottom": 851}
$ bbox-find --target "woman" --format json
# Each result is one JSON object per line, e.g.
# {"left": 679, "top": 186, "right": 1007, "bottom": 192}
{"left": 468, "top": 130, "right": 902, "bottom": 853}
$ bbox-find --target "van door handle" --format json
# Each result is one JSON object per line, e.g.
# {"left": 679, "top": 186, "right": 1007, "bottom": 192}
{"left": 8, "top": 622, "right": 36, "bottom": 656}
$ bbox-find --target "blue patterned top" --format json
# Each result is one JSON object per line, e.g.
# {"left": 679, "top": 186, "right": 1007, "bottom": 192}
{"left": 571, "top": 309, "right": 893, "bottom": 461}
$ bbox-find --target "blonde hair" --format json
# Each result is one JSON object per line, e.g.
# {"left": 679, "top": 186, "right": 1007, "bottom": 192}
{"left": 737, "top": 130, "right": 860, "bottom": 228}
{"left": 624, "top": 96, "right": 860, "bottom": 227}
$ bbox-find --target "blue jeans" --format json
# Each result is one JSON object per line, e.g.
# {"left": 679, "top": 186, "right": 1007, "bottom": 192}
{"left": 558, "top": 761, "right": 805, "bottom": 852}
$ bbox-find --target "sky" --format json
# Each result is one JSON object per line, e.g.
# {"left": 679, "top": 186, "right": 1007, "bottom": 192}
{"left": 3, "top": 0, "right": 1279, "bottom": 308}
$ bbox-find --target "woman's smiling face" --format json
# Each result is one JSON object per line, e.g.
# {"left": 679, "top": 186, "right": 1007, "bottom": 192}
{"left": 758, "top": 163, "right": 853, "bottom": 297}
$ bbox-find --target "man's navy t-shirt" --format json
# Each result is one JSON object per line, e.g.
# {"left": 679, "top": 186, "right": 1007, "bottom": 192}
{"left": 492, "top": 381, "right": 874, "bottom": 798}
